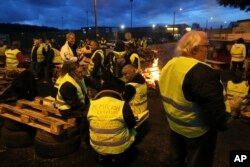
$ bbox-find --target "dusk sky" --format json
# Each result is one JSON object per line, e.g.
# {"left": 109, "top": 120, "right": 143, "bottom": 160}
{"left": 0, "top": 0, "right": 249, "bottom": 30}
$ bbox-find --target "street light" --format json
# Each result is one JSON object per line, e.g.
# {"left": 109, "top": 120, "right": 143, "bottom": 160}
{"left": 130, "top": 0, "right": 133, "bottom": 28}
{"left": 173, "top": 8, "right": 182, "bottom": 40}
{"left": 205, "top": 17, "right": 213, "bottom": 31}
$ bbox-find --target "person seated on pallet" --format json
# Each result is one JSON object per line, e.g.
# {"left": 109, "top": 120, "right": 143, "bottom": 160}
{"left": 54, "top": 62, "right": 90, "bottom": 147}
{"left": 122, "top": 64, "right": 149, "bottom": 127}
{"left": 5, "top": 42, "right": 27, "bottom": 69}
{"left": 226, "top": 71, "right": 249, "bottom": 118}
{"left": 87, "top": 80, "right": 137, "bottom": 166}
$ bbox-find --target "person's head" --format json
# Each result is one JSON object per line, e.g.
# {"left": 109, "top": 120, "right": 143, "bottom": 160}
{"left": 34, "top": 39, "right": 40, "bottom": 47}
{"left": 89, "top": 40, "right": 99, "bottom": 51}
{"left": 66, "top": 32, "right": 75, "bottom": 46}
{"left": 122, "top": 64, "right": 137, "bottom": 82}
{"left": 236, "top": 38, "right": 244, "bottom": 44}
{"left": 176, "top": 31, "right": 209, "bottom": 62}
{"left": 60, "top": 62, "right": 84, "bottom": 80}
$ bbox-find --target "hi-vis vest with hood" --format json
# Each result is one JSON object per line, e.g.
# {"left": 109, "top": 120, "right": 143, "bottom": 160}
{"left": 31, "top": 45, "right": 44, "bottom": 62}
{"left": 5, "top": 49, "right": 20, "bottom": 68}
{"left": 87, "top": 90, "right": 135, "bottom": 154}
{"left": 87, "top": 49, "right": 104, "bottom": 75}
{"left": 227, "top": 80, "right": 249, "bottom": 112}
{"left": 127, "top": 82, "right": 148, "bottom": 116}
{"left": 160, "top": 56, "right": 231, "bottom": 138}
{"left": 56, "top": 73, "right": 85, "bottom": 110}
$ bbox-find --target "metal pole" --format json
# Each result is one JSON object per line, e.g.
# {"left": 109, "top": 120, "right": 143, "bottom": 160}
{"left": 130, "top": 0, "right": 133, "bottom": 28}
{"left": 94, "top": 0, "right": 99, "bottom": 38}
{"left": 86, "top": 11, "right": 88, "bottom": 28}
{"left": 173, "top": 11, "right": 175, "bottom": 40}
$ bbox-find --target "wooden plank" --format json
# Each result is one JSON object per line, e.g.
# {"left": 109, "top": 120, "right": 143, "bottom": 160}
{"left": 16, "top": 99, "right": 62, "bottom": 116}
{"left": 0, "top": 103, "right": 75, "bottom": 135}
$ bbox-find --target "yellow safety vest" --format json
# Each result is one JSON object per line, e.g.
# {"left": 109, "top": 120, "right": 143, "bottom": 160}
{"left": 130, "top": 53, "right": 141, "bottom": 71}
{"left": 0, "top": 45, "right": 7, "bottom": 55}
{"left": 52, "top": 48, "right": 63, "bottom": 64}
{"left": 56, "top": 73, "right": 85, "bottom": 110}
{"left": 31, "top": 45, "right": 44, "bottom": 62}
{"left": 5, "top": 49, "right": 20, "bottom": 69}
{"left": 231, "top": 44, "right": 244, "bottom": 58}
{"left": 127, "top": 82, "right": 148, "bottom": 116}
{"left": 87, "top": 49, "right": 104, "bottom": 75}
{"left": 87, "top": 91, "right": 135, "bottom": 154}
{"left": 227, "top": 80, "right": 249, "bottom": 112}
{"left": 159, "top": 56, "right": 230, "bottom": 138}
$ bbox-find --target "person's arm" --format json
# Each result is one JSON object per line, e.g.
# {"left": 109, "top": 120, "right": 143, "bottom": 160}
{"left": 123, "top": 84, "right": 136, "bottom": 102}
{"left": 122, "top": 102, "right": 136, "bottom": 129}
{"left": 183, "top": 63, "right": 230, "bottom": 131}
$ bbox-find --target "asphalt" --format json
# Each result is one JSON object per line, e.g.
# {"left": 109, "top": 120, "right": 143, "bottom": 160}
{"left": 0, "top": 43, "right": 250, "bottom": 167}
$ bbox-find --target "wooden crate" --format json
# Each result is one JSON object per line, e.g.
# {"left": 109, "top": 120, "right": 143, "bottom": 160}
{"left": 0, "top": 98, "right": 76, "bottom": 135}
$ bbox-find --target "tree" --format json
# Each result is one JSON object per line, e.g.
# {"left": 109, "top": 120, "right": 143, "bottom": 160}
{"left": 217, "top": 0, "right": 250, "bottom": 12}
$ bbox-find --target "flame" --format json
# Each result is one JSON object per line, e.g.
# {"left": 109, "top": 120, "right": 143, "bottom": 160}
{"left": 141, "top": 58, "right": 160, "bottom": 88}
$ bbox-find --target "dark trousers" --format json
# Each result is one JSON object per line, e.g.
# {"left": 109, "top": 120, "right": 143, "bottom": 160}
{"left": 169, "top": 129, "right": 218, "bottom": 167}
{"left": 231, "top": 61, "right": 244, "bottom": 72}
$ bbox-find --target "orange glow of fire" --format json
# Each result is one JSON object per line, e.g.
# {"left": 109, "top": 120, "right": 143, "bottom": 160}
{"left": 142, "top": 58, "right": 160, "bottom": 88}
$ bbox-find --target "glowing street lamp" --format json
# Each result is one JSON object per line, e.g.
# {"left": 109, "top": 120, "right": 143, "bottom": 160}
{"left": 205, "top": 17, "right": 213, "bottom": 31}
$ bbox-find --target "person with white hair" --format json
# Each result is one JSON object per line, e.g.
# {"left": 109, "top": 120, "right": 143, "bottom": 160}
{"left": 60, "top": 32, "right": 79, "bottom": 63}
{"left": 159, "top": 31, "right": 233, "bottom": 167}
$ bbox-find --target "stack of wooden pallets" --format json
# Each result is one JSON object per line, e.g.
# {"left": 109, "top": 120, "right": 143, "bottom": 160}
{"left": 0, "top": 97, "right": 75, "bottom": 135}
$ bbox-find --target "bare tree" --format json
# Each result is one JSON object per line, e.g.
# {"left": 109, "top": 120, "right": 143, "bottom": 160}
{"left": 217, "top": 0, "right": 250, "bottom": 12}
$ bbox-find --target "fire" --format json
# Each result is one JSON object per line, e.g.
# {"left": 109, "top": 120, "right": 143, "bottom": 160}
{"left": 141, "top": 58, "right": 160, "bottom": 88}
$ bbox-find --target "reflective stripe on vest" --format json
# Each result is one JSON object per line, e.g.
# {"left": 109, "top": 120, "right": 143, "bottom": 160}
{"left": 87, "top": 94, "right": 134, "bottom": 154}
{"left": 159, "top": 57, "right": 211, "bottom": 138}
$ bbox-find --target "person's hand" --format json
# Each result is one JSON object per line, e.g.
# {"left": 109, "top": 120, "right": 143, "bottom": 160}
{"left": 229, "top": 96, "right": 243, "bottom": 118}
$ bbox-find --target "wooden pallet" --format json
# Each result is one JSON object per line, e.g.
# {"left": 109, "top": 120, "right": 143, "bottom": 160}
{"left": 0, "top": 80, "right": 11, "bottom": 96}
{"left": 0, "top": 98, "right": 76, "bottom": 135}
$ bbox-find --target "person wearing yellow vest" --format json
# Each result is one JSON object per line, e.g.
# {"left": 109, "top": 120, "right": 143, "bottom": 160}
{"left": 122, "top": 64, "right": 149, "bottom": 127}
{"left": 30, "top": 39, "right": 46, "bottom": 79}
{"left": 87, "top": 40, "right": 104, "bottom": 80}
{"left": 60, "top": 32, "right": 79, "bottom": 63}
{"left": 54, "top": 62, "right": 90, "bottom": 148}
{"left": 87, "top": 80, "right": 136, "bottom": 166}
{"left": 125, "top": 43, "right": 141, "bottom": 72}
{"left": 226, "top": 71, "right": 249, "bottom": 118}
{"left": 112, "top": 41, "right": 126, "bottom": 79}
{"left": 159, "top": 31, "right": 233, "bottom": 167}
{"left": 5, "top": 42, "right": 27, "bottom": 69}
{"left": 0, "top": 40, "right": 7, "bottom": 67}
{"left": 230, "top": 38, "right": 246, "bottom": 72}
